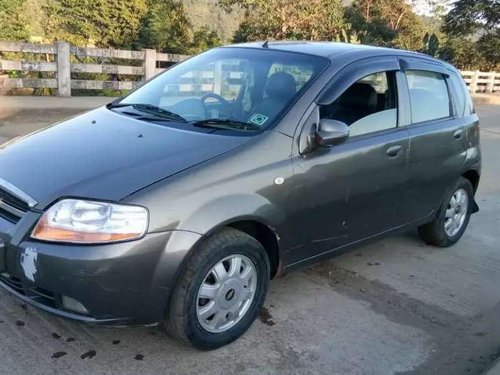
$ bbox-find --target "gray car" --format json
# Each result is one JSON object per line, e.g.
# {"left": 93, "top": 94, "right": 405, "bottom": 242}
{"left": 0, "top": 42, "right": 480, "bottom": 349}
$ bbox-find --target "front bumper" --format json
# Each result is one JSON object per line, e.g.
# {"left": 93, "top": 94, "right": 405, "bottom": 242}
{"left": 0, "top": 213, "right": 200, "bottom": 325}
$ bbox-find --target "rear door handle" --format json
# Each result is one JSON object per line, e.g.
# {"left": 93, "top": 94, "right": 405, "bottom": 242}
{"left": 386, "top": 145, "right": 402, "bottom": 158}
{"left": 453, "top": 129, "right": 463, "bottom": 139}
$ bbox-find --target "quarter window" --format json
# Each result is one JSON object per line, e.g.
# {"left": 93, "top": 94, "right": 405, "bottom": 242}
{"left": 406, "top": 70, "right": 451, "bottom": 123}
{"left": 448, "top": 71, "right": 474, "bottom": 116}
{"left": 320, "top": 71, "right": 398, "bottom": 137}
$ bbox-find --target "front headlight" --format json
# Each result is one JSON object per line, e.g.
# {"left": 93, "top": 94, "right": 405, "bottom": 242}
{"left": 31, "top": 199, "right": 149, "bottom": 244}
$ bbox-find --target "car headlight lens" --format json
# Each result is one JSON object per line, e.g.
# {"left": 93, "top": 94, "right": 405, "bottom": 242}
{"left": 31, "top": 199, "right": 149, "bottom": 244}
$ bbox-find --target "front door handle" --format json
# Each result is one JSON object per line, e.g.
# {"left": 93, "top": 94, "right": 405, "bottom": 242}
{"left": 453, "top": 129, "right": 463, "bottom": 139}
{"left": 386, "top": 145, "right": 402, "bottom": 158}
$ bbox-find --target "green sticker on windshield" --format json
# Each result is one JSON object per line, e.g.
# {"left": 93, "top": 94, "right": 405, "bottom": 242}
{"left": 249, "top": 113, "right": 269, "bottom": 126}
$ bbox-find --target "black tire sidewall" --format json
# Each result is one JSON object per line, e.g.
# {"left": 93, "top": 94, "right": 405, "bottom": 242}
{"left": 184, "top": 234, "right": 269, "bottom": 350}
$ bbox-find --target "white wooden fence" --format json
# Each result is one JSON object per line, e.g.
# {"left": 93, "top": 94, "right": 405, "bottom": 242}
{"left": 0, "top": 41, "right": 498, "bottom": 96}
{"left": 0, "top": 41, "right": 189, "bottom": 96}
{"left": 460, "top": 71, "right": 499, "bottom": 94}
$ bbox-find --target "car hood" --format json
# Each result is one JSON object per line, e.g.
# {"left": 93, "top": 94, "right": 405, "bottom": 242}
{"left": 0, "top": 107, "right": 251, "bottom": 209}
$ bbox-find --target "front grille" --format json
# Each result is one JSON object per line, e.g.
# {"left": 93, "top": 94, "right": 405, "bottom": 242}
{"left": 0, "top": 184, "right": 33, "bottom": 224}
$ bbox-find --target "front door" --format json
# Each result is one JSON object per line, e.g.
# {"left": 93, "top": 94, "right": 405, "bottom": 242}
{"left": 288, "top": 62, "right": 411, "bottom": 264}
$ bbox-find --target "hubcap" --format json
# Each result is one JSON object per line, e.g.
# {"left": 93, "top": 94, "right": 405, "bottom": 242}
{"left": 196, "top": 254, "right": 257, "bottom": 333}
{"left": 444, "top": 188, "right": 468, "bottom": 237}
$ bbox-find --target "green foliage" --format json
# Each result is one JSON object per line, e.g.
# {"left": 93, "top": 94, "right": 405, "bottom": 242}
{"left": 190, "top": 27, "right": 222, "bottom": 54}
{"left": 0, "top": 0, "right": 497, "bottom": 71}
{"left": 222, "top": 0, "right": 347, "bottom": 42}
{"left": 438, "top": 38, "right": 486, "bottom": 70}
{"left": 0, "top": 0, "right": 29, "bottom": 40}
{"left": 346, "top": 0, "right": 426, "bottom": 50}
{"left": 43, "top": 0, "right": 148, "bottom": 48}
{"left": 136, "top": 0, "right": 192, "bottom": 53}
{"left": 476, "top": 31, "right": 500, "bottom": 70}
{"left": 442, "top": 0, "right": 499, "bottom": 37}
{"left": 182, "top": 0, "right": 244, "bottom": 43}
{"left": 421, "top": 32, "right": 440, "bottom": 57}
{"left": 440, "top": 0, "right": 499, "bottom": 70}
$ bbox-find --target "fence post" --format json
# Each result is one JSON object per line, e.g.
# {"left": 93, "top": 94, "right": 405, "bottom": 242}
{"left": 487, "top": 72, "right": 495, "bottom": 93}
{"left": 56, "top": 41, "right": 71, "bottom": 97}
{"left": 144, "top": 49, "right": 156, "bottom": 81}
{"left": 470, "top": 70, "right": 479, "bottom": 94}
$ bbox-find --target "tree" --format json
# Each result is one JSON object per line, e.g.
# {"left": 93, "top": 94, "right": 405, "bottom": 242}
{"left": 421, "top": 32, "right": 439, "bottom": 57}
{"left": 441, "top": 0, "right": 499, "bottom": 70}
{"left": 182, "top": 0, "right": 244, "bottom": 43}
{"left": 0, "top": 0, "right": 29, "bottom": 41}
{"left": 442, "top": 0, "right": 499, "bottom": 37}
{"left": 346, "top": 0, "right": 427, "bottom": 50}
{"left": 43, "top": 0, "right": 148, "bottom": 48}
{"left": 136, "top": 0, "right": 192, "bottom": 53}
{"left": 190, "top": 27, "right": 222, "bottom": 54}
{"left": 476, "top": 30, "right": 500, "bottom": 70}
{"left": 220, "top": 0, "right": 347, "bottom": 42}
{"left": 438, "top": 38, "right": 486, "bottom": 70}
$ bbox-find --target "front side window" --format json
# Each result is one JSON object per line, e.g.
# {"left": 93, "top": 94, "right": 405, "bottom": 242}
{"left": 320, "top": 71, "right": 398, "bottom": 137}
{"left": 117, "top": 48, "right": 329, "bottom": 131}
{"left": 406, "top": 70, "right": 451, "bottom": 123}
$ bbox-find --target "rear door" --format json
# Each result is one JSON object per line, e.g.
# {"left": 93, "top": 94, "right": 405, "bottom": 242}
{"left": 399, "top": 57, "right": 467, "bottom": 220}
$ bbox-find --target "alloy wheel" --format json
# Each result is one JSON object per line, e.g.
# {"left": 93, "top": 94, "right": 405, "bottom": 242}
{"left": 444, "top": 188, "right": 469, "bottom": 237}
{"left": 196, "top": 254, "right": 258, "bottom": 333}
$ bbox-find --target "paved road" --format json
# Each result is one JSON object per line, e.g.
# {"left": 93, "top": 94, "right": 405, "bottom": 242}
{"left": 0, "top": 101, "right": 499, "bottom": 374}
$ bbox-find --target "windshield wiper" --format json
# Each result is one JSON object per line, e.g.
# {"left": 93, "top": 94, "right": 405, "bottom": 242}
{"left": 107, "top": 102, "right": 187, "bottom": 122}
{"left": 192, "top": 118, "right": 261, "bottom": 131}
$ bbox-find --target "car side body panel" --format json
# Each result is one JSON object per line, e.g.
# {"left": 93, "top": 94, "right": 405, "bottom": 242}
{"left": 124, "top": 130, "right": 298, "bottom": 263}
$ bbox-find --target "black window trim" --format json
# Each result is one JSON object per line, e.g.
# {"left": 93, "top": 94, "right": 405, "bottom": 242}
{"left": 316, "top": 55, "right": 400, "bottom": 106}
{"left": 315, "top": 56, "right": 402, "bottom": 138}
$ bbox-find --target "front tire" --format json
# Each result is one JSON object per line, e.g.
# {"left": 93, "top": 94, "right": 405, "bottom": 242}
{"left": 418, "top": 177, "right": 474, "bottom": 247}
{"left": 164, "top": 228, "right": 270, "bottom": 350}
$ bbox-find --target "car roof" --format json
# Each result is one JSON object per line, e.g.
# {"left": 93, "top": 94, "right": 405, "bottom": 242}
{"left": 226, "top": 41, "right": 449, "bottom": 68}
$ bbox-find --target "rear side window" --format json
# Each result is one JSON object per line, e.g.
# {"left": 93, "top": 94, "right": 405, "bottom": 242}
{"left": 406, "top": 70, "right": 451, "bottom": 123}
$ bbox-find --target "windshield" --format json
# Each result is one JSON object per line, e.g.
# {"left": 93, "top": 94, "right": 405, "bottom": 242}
{"left": 117, "top": 47, "right": 329, "bottom": 130}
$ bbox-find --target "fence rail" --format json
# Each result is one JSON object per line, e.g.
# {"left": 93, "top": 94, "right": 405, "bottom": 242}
{"left": 0, "top": 41, "right": 189, "bottom": 96}
{"left": 0, "top": 41, "right": 498, "bottom": 96}
{"left": 460, "top": 71, "right": 499, "bottom": 94}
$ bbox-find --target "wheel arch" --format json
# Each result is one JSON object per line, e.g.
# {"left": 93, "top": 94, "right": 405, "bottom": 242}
{"left": 462, "top": 169, "right": 480, "bottom": 193}
{"left": 226, "top": 219, "right": 281, "bottom": 279}
{"left": 189, "top": 216, "right": 283, "bottom": 280}
{"left": 172, "top": 193, "right": 287, "bottom": 279}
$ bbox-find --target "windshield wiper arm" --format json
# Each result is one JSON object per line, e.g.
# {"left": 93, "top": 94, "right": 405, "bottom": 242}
{"left": 107, "top": 102, "right": 187, "bottom": 122}
{"left": 192, "top": 118, "right": 261, "bottom": 131}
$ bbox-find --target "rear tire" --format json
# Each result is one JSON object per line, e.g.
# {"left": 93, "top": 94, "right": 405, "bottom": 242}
{"left": 164, "top": 228, "right": 270, "bottom": 350}
{"left": 418, "top": 177, "right": 474, "bottom": 247}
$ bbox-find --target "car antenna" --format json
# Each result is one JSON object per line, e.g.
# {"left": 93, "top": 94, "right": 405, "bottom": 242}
{"left": 262, "top": 40, "right": 269, "bottom": 48}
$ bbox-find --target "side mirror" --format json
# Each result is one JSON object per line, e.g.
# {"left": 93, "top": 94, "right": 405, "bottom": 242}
{"left": 315, "top": 119, "right": 349, "bottom": 146}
